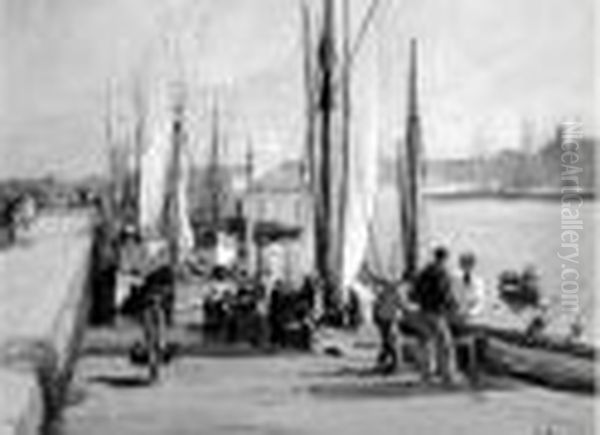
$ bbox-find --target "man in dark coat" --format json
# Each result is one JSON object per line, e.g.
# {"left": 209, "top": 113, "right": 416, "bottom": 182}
{"left": 412, "top": 246, "right": 460, "bottom": 384}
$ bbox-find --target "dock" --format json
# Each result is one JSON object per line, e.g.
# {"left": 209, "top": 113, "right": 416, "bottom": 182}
{"left": 0, "top": 213, "right": 595, "bottom": 435}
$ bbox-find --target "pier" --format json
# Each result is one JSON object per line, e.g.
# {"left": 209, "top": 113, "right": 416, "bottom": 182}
{"left": 0, "top": 213, "right": 594, "bottom": 434}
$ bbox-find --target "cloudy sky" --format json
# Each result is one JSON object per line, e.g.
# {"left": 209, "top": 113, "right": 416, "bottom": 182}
{"left": 0, "top": 0, "right": 595, "bottom": 179}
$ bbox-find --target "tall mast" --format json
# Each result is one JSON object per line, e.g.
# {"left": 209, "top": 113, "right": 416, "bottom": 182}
{"left": 402, "top": 38, "right": 422, "bottom": 278}
{"left": 316, "top": 0, "right": 336, "bottom": 287}
{"left": 300, "top": 1, "right": 319, "bottom": 279}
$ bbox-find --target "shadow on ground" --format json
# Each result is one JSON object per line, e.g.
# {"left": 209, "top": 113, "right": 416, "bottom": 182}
{"left": 87, "top": 374, "right": 154, "bottom": 388}
{"left": 306, "top": 365, "right": 520, "bottom": 400}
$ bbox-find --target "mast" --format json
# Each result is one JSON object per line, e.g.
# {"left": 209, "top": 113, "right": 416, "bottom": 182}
{"left": 208, "top": 100, "right": 221, "bottom": 228}
{"left": 336, "top": 0, "right": 351, "bottom": 282}
{"left": 104, "top": 83, "right": 117, "bottom": 219}
{"left": 168, "top": 86, "right": 185, "bottom": 269}
{"left": 402, "top": 38, "right": 422, "bottom": 278}
{"left": 301, "top": 0, "right": 319, "bottom": 280}
{"left": 132, "top": 77, "right": 145, "bottom": 229}
{"left": 244, "top": 137, "right": 256, "bottom": 276}
{"left": 316, "top": 0, "right": 336, "bottom": 288}
{"left": 301, "top": 1, "right": 316, "bottom": 192}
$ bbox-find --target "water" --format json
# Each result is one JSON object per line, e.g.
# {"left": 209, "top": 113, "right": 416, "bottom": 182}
{"left": 372, "top": 189, "right": 597, "bottom": 343}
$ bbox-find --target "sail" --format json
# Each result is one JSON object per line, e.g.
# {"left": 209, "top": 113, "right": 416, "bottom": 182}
{"left": 338, "top": 0, "right": 381, "bottom": 292}
{"left": 139, "top": 80, "right": 173, "bottom": 238}
{"left": 340, "top": 70, "right": 379, "bottom": 290}
{"left": 163, "top": 93, "right": 194, "bottom": 265}
{"left": 305, "top": 0, "right": 388, "bottom": 298}
{"left": 174, "top": 147, "right": 194, "bottom": 260}
{"left": 366, "top": 39, "right": 422, "bottom": 282}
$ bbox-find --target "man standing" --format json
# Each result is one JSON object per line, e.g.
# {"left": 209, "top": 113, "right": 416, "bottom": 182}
{"left": 366, "top": 268, "right": 406, "bottom": 374}
{"left": 372, "top": 281, "right": 403, "bottom": 373}
{"left": 451, "top": 252, "right": 485, "bottom": 322}
{"left": 412, "top": 246, "right": 459, "bottom": 384}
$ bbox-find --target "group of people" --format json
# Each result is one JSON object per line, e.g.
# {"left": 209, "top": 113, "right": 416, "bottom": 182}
{"left": 114, "top": 226, "right": 176, "bottom": 329}
{"left": 371, "top": 246, "right": 485, "bottom": 384}
{"left": 203, "top": 270, "right": 315, "bottom": 350}
{"left": 110, "top": 218, "right": 488, "bottom": 384}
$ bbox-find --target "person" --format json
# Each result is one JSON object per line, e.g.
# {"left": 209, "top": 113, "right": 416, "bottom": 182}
{"left": 372, "top": 279, "right": 404, "bottom": 373}
{"left": 412, "top": 246, "right": 460, "bottom": 384}
{"left": 449, "top": 252, "right": 487, "bottom": 381}
{"left": 268, "top": 280, "right": 286, "bottom": 347}
{"left": 123, "top": 241, "right": 174, "bottom": 376}
{"left": 520, "top": 265, "right": 541, "bottom": 307}
{"left": 450, "top": 252, "right": 485, "bottom": 323}
{"left": 252, "top": 281, "right": 271, "bottom": 348}
{"left": 140, "top": 263, "right": 170, "bottom": 360}
{"left": 12, "top": 193, "right": 36, "bottom": 231}
{"left": 220, "top": 289, "right": 236, "bottom": 343}
{"left": 3, "top": 194, "right": 36, "bottom": 244}
{"left": 202, "top": 288, "right": 220, "bottom": 342}
{"left": 116, "top": 226, "right": 147, "bottom": 316}
{"left": 346, "top": 288, "right": 362, "bottom": 330}
{"left": 146, "top": 262, "right": 175, "bottom": 326}
{"left": 89, "top": 203, "right": 119, "bottom": 325}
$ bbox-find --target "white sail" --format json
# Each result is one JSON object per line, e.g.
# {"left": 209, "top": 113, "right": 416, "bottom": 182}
{"left": 139, "top": 79, "right": 173, "bottom": 239}
{"left": 339, "top": 8, "right": 380, "bottom": 293}
{"left": 340, "top": 88, "right": 379, "bottom": 290}
{"left": 175, "top": 150, "right": 194, "bottom": 259}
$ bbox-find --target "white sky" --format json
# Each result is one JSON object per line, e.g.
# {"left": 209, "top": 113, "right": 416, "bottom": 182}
{"left": 0, "top": 0, "right": 595, "bottom": 179}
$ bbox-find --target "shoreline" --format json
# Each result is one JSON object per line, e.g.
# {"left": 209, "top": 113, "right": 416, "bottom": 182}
{"left": 421, "top": 188, "right": 596, "bottom": 201}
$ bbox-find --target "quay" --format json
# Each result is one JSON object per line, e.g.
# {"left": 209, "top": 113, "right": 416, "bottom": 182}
{"left": 0, "top": 213, "right": 595, "bottom": 435}
{"left": 0, "top": 213, "right": 93, "bottom": 435}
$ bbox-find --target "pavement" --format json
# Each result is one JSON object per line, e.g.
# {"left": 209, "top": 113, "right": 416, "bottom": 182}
{"left": 55, "top": 326, "right": 595, "bottom": 435}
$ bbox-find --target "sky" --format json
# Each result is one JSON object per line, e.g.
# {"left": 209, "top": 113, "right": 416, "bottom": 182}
{"left": 0, "top": 0, "right": 595, "bottom": 179}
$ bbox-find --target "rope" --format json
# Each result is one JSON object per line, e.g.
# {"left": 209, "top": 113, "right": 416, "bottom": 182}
{"left": 348, "top": 0, "right": 385, "bottom": 70}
